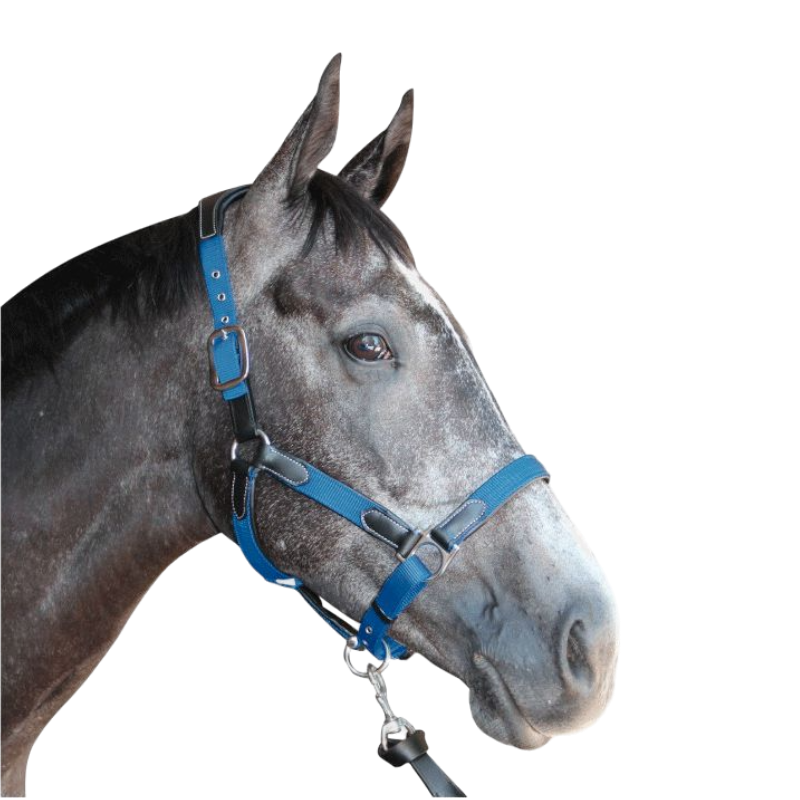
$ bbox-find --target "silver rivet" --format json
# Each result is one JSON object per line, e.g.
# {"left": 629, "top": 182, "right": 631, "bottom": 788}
{"left": 221, "top": 316, "right": 229, "bottom": 324}
{"left": 217, "top": 293, "right": 226, "bottom": 301}
{"left": 365, "top": 626, "right": 373, "bottom": 635}
{"left": 211, "top": 270, "right": 221, "bottom": 279}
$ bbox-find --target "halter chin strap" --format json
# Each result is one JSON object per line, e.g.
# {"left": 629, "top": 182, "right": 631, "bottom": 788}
{"left": 199, "top": 188, "right": 550, "bottom": 660}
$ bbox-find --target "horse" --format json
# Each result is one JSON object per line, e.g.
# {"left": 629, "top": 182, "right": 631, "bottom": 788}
{"left": 1, "top": 55, "right": 618, "bottom": 796}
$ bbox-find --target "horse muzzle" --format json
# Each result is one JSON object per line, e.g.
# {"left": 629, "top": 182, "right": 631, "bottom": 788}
{"left": 465, "top": 589, "right": 618, "bottom": 748}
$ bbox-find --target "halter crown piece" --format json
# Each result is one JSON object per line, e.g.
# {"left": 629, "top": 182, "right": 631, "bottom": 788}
{"left": 198, "top": 188, "right": 549, "bottom": 795}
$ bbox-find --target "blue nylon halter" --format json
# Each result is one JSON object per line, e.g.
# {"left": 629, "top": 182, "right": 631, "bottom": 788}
{"left": 199, "top": 188, "right": 549, "bottom": 659}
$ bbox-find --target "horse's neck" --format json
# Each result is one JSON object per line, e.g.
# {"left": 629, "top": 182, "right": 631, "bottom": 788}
{"left": 2, "top": 293, "right": 216, "bottom": 546}
{"left": 1, "top": 300, "right": 217, "bottom": 769}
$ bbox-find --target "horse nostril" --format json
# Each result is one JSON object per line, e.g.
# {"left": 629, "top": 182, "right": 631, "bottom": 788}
{"left": 563, "top": 618, "right": 593, "bottom": 689}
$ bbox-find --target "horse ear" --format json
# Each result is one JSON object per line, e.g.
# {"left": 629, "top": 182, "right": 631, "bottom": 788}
{"left": 252, "top": 54, "right": 341, "bottom": 201}
{"left": 338, "top": 90, "right": 413, "bottom": 207}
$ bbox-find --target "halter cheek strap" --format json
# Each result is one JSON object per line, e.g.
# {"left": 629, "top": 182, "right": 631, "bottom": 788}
{"left": 198, "top": 187, "right": 550, "bottom": 660}
{"left": 199, "top": 186, "right": 259, "bottom": 440}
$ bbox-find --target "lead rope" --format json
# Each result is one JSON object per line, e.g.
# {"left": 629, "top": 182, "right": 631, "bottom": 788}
{"left": 345, "top": 638, "right": 466, "bottom": 797}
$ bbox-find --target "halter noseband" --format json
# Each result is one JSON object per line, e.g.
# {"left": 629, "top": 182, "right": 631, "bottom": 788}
{"left": 198, "top": 187, "right": 549, "bottom": 660}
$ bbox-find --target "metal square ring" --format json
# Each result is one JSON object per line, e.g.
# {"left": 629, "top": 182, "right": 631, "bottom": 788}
{"left": 207, "top": 325, "right": 249, "bottom": 391}
{"left": 399, "top": 530, "right": 459, "bottom": 577}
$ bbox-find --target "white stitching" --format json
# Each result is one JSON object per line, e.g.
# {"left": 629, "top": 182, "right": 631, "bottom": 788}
{"left": 232, "top": 470, "right": 249, "bottom": 520}
{"left": 274, "top": 450, "right": 310, "bottom": 480}
{"left": 440, "top": 499, "right": 487, "bottom": 541}
{"left": 258, "top": 451, "right": 310, "bottom": 486}
{"left": 437, "top": 498, "right": 484, "bottom": 529}
{"left": 360, "top": 509, "right": 405, "bottom": 548}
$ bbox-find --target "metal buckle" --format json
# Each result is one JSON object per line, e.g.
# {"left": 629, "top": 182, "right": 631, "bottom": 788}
{"left": 207, "top": 325, "right": 249, "bottom": 391}
{"left": 399, "top": 530, "right": 459, "bottom": 578}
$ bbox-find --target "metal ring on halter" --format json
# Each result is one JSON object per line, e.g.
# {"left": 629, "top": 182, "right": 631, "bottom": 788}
{"left": 230, "top": 428, "right": 270, "bottom": 461}
{"left": 344, "top": 635, "right": 391, "bottom": 677}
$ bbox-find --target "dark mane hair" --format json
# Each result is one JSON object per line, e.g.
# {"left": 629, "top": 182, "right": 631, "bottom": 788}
{"left": 1, "top": 176, "right": 410, "bottom": 394}
{"left": 1, "top": 210, "right": 201, "bottom": 393}
{"left": 299, "top": 170, "right": 412, "bottom": 262}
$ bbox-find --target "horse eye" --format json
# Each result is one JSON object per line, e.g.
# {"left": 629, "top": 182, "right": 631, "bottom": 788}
{"left": 344, "top": 333, "right": 394, "bottom": 362}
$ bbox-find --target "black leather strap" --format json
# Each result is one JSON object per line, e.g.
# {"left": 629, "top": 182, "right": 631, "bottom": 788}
{"left": 231, "top": 458, "right": 251, "bottom": 520}
{"left": 229, "top": 388, "right": 259, "bottom": 442}
{"left": 380, "top": 729, "right": 429, "bottom": 766}
{"left": 198, "top": 185, "right": 250, "bottom": 239}
{"left": 363, "top": 509, "right": 417, "bottom": 551}
{"left": 254, "top": 444, "right": 310, "bottom": 485}
{"left": 408, "top": 753, "right": 466, "bottom": 798}
{"left": 296, "top": 587, "right": 358, "bottom": 639}
{"left": 251, "top": 446, "right": 420, "bottom": 553}
{"left": 379, "top": 731, "right": 465, "bottom": 797}
{"left": 430, "top": 500, "right": 486, "bottom": 550}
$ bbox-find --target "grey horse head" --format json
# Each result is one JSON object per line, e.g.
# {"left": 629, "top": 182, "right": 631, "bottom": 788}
{"left": 196, "top": 55, "right": 617, "bottom": 749}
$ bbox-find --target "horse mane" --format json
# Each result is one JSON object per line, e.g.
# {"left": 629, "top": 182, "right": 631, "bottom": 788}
{"left": 1, "top": 210, "right": 201, "bottom": 393}
{"left": 1, "top": 174, "right": 410, "bottom": 394}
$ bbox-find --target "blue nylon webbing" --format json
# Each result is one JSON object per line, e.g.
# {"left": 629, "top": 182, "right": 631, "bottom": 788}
{"left": 231, "top": 453, "right": 548, "bottom": 657}
{"left": 198, "top": 188, "right": 550, "bottom": 661}
{"left": 233, "top": 467, "right": 408, "bottom": 657}
{"left": 354, "top": 456, "right": 549, "bottom": 652}
{"left": 233, "top": 469, "right": 300, "bottom": 588}
{"left": 359, "top": 557, "right": 433, "bottom": 656}
{"left": 262, "top": 453, "right": 414, "bottom": 544}
{"left": 199, "top": 235, "right": 248, "bottom": 401}
{"left": 453, "top": 455, "right": 548, "bottom": 546}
